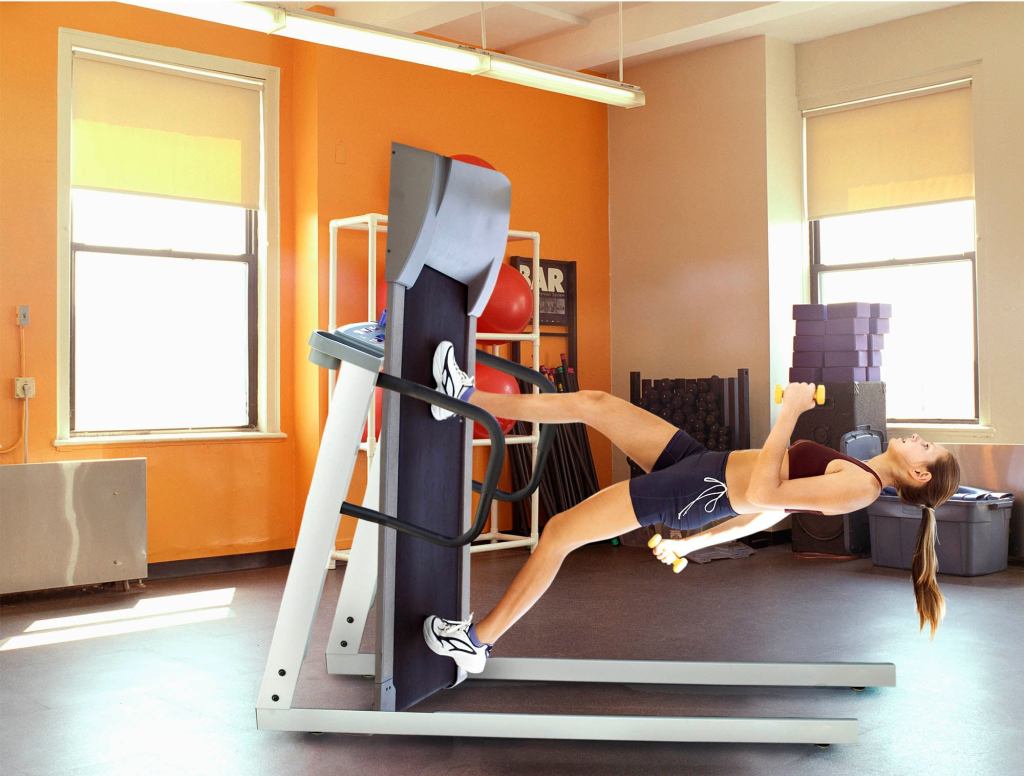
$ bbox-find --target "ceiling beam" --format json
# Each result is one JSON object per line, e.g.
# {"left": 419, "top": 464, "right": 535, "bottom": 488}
{"left": 508, "top": 2, "right": 591, "bottom": 28}
{"left": 508, "top": 1, "right": 833, "bottom": 73}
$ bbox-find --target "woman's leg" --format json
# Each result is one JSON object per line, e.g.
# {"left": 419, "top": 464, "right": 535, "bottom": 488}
{"left": 474, "top": 479, "right": 639, "bottom": 644}
{"left": 471, "top": 389, "right": 677, "bottom": 474}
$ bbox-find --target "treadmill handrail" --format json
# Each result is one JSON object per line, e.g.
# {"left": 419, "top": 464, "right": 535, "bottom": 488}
{"left": 339, "top": 371, "right": 505, "bottom": 548}
{"left": 472, "top": 349, "right": 557, "bottom": 503}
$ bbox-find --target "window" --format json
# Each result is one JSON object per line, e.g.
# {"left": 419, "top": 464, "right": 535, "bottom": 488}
{"left": 57, "top": 31, "right": 280, "bottom": 440}
{"left": 72, "top": 191, "right": 256, "bottom": 431}
{"left": 805, "top": 83, "right": 977, "bottom": 423}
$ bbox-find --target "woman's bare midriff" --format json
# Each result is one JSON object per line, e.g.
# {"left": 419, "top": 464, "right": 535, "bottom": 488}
{"left": 723, "top": 449, "right": 781, "bottom": 514}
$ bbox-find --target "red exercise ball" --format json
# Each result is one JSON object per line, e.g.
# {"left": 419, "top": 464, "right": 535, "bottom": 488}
{"left": 479, "top": 264, "right": 533, "bottom": 335}
{"left": 360, "top": 387, "right": 383, "bottom": 443}
{"left": 452, "top": 153, "right": 495, "bottom": 170}
{"left": 472, "top": 362, "right": 518, "bottom": 438}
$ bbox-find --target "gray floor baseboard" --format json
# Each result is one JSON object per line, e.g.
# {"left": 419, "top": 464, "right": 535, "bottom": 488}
{"left": 147, "top": 549, "right": 294, "bottom": 580}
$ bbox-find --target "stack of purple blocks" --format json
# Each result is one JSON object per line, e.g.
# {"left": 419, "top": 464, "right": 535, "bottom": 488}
{"left": 790, "top": 302, "right": 891, "bottom": 384}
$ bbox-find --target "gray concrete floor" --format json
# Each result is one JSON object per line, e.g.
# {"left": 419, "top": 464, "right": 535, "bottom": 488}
{"left": 1, "top": 543, "right": 1022, "bottom": 775}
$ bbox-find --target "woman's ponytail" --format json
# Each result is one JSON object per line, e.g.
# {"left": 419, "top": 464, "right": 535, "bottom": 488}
{"left": 911, "top": 506, "right": 945, "bottom": 639}
{"left": 899, "top": 452, "right": 960, "bottom": 639}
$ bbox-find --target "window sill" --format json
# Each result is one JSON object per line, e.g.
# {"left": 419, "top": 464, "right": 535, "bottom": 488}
{"left": 53, "top": 431, "right": 288, "bottom": 448}
{"left": 887, "top": 422, "right": 995, "bottom": 441}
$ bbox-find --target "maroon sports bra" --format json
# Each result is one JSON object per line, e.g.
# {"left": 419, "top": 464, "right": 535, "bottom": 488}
{"left": 786, "top": 439, "right": 883, "bottom": 514}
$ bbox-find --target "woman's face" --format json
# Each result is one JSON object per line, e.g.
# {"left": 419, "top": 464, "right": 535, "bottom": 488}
{"left": 893, "top": 433, "right": 948, "bottom": 471}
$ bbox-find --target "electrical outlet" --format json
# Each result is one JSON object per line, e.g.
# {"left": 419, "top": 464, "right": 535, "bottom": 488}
{"left": 14, "top": 378, "right": 35, "bottom": 399}
{"left": 18, "top": 305, "right": 29, "bottom": 327}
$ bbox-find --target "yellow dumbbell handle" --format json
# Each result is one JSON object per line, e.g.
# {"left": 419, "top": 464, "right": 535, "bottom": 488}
{"left": 647, "top": 533, "right": 687, "bottom": 574}
{"left": 774, "top": 384, "right": 826, "bottom": 405}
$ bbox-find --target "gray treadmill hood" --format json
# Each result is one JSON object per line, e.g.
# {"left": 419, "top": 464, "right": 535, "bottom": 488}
{"left": 384, "top": 143, "right": 512, "bottom": 318}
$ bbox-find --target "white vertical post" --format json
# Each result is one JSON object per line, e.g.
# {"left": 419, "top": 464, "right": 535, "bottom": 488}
{"left": 328, "top": 223, "right": 339, "bottom": 392}
{"left": 530, "top": 232, "right": 541, "bottom": 551}
{"left": 257, "top": 361, "right": 377, "bottom": 709}
{"left": 366, "top": 215, "right": 380, "bottom": 459}
{"left": 326, "top": 448, "right": 381, "bottom": 658}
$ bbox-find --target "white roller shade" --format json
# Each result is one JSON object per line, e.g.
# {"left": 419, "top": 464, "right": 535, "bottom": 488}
{"left": 71, "top": 52, "right": 262, "bottom": 208}
{"left": 806, "top": 85, "right": 974, "bottom": 220}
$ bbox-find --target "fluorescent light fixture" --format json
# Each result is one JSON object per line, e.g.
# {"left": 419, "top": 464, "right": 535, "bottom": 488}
{"left": 277, "top": 9, "right": 490, "bottom": 75}
{"left": 484, "top": 53, "right": 645, "bottom": 109}
{"left": 125, "top": 1, "right": 284, "bottom": 33}
{"left": 118, "top": 2, "right": 646, "bottom": 108}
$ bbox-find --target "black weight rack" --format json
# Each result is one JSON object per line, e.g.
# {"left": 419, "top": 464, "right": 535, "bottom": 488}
{"left": 627, "top": 369, "right": 751, "bottom": 477}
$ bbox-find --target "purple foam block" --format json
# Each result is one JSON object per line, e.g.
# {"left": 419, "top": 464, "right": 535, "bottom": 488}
{"left": 822, "top": 366, "right": 867, "bottom": 382}
{"left": 793, "top": 304, "right": 828, "bottom": 321}
{"left": 794, "top": 335, "right": 825, "bottom": 352}
{"left": 866, "top": 367, "right": 882, "bottom": 381}
{"left": 868, "top": 350, "right": 883, "bottom": 366}
{"left": 824, "top": 350, "right": 868, "bottom": 367}
{"left": 790, "top": 367, "right": 822, "bottom": 383}
{"left": 824, "top": 334, "right": 868, "bottom": 350}
{"left": 825, "top": 317, "right": 870, "bottom": 335}
{"left": 793, "top": 351, "right": 824, "bottom": 367}
{"left": 871, "top": 303, "right": 892, "bottom": 319}
{"left": 795, "top": 320, "right": 827, "bottom": 336}
{"left": 826, "top": 302, "right": 871, "bottom": 319}
{"left": 868, "top": 334, "right": 885, "bottom": 350}
{"left": 869, "top": 318, "right": 890, "bottom": 334}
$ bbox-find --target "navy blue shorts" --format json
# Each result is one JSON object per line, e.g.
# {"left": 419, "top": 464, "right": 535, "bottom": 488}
{"left": 628, "top": 430, "right": 736, "bottom": 531}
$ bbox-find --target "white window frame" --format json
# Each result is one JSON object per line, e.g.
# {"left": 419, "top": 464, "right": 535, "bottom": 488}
{"left": 55, "top": 28, "right": 283, "bottom": 445}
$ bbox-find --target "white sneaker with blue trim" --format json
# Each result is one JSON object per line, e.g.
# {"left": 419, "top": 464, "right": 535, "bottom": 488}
{"left": 423, "top": 613, "right": 490, "bottom": 674}
{"left": 430, "top": 341, "right": 474, "bottom": 421}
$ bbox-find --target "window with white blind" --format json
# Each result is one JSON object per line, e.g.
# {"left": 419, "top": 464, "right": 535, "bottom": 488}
{"left": 57, "top": 31, "right": 280, "bottom": 440}
{"left": 805, "top": 82, "right": 978, "bottom": 423}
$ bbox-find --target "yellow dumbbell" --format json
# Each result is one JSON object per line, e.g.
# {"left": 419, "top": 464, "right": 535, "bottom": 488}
{"left": 774, "top": 384, "right": 826, "bottom": 405}
{"left": 647, "top": 533, "right": 688, "bottom": 574}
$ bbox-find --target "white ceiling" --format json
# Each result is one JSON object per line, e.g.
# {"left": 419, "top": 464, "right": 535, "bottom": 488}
{"left": 281, "top": 1, "right": 962, "bottom": 76}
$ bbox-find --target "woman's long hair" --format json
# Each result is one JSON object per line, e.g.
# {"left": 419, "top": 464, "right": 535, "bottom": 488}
{"left": 897, "top": 453, "right": 961, "bottom": 639}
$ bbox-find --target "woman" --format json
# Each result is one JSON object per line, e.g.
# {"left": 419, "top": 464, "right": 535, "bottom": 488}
{"left": 423, "top": 342, "right": 960, "bottom": 673}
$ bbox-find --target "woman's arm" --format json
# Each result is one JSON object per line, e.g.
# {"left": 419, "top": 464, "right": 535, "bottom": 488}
{"left": 652, "top": 511, "right": 786, "bottom": 567}
{"left": 747, "top": 470, "right": 879, "bottom": 514}
{"left": 745, "top": 382, "right": 879, "bottom": 515}
{"left": 746, "top": 383, "right": 812, "bottom": 506}
{"left": 682, "top": 511, "right": 787, "bottom": 553}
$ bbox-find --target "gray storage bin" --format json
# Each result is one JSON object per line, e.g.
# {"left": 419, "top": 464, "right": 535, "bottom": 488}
{"left": 868, "top": 486, "right": 1013, "bottom": 576}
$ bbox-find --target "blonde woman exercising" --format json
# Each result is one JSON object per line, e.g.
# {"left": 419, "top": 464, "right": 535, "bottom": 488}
{"left": 423, "top": 342, "right": 960, "bottom": 673}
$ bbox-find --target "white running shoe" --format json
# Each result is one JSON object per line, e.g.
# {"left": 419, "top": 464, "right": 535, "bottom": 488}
{"left": 423, "top": 613, "right": 490, "bottom": 674}
{"left": 430, "top": 341, "right": 474, "bottom": 421}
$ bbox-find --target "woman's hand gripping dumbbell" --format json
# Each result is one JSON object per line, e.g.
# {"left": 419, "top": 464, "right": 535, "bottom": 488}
{"left": 648, "top": 534, "right": 689, "bottom": 574}
{"left": 774, "top": 383, "right": 826, "bottom": 406}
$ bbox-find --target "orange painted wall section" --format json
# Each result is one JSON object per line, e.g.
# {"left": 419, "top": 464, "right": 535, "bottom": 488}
{"left": 0, "top": 3, "right": 611, "bottom": 562}
{"left": 0, "top": 3, "right": 299, "bottom": 563}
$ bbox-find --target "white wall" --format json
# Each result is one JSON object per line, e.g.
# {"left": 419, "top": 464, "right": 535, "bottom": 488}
{"left": 608, "top": 36, "right": 770, "bottom": 481}
{"left": 608, "top": 1, "right": 1024, "bottom": 515}
{"left": 765, "top": 38, "right": 806, "bottom": 430}
{"left": 608, "top": 35, "right": 808, "bottom": 483}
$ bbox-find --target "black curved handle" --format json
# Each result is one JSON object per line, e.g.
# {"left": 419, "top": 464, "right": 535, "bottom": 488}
{"left": 339, "top": 371, "right": 505, "bottom": 548}
{"left": 472, "top": 349, "right": 557, "bottom": 503}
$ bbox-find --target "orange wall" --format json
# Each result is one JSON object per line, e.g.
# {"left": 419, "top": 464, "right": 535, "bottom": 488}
{"left": 0, "top": 2, "right": 298, "bottom": 564}
{"left": 0, "top": 2, "right": 612, "bottom": 561}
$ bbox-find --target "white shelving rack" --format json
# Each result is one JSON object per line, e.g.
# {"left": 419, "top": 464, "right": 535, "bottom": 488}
{"left": 327, "top": 213, "right": 542, "bottom": 562}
